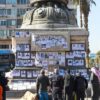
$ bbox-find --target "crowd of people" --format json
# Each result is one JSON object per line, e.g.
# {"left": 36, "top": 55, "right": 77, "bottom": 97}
{"left": 0, "top": 66, "right": 100, "bottom": 100}
{"left": 36, "top": 68, "right": 89, "bottom": 100}
{"left": 36, "top": 66, "right": 100, "bottom": 100}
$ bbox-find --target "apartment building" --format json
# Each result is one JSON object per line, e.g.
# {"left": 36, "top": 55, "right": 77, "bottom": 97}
{"left": 0, "top": 0, "right": 30, "bottom": 38}
{"left": 0, "top": 0, "right": 30, "bottom": 71}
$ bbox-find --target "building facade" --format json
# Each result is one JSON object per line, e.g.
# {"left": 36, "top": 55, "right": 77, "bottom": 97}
{"left": 0, "top": 0, "right": 30, "bottom": 71}
{"left": 0, "top": 0, "right": 30, "bottom": 38}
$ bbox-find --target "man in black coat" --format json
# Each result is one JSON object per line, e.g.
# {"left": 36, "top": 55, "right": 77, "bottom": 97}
{"left": 64, "top": 70, "right": 75, "bottom": 100}
{"left": 50, "top": 68, "right": 64, "bottom": 100}
{"left": 75, "top": 72, "right": 88, "bottom": 100}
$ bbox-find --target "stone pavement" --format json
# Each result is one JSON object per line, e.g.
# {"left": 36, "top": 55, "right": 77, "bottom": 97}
{"left": 7, "top": 98, "right": 92, "bottom": 100}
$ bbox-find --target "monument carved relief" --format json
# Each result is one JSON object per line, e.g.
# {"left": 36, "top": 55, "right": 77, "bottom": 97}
{"left": 21, "top": 0, "right": 77, "bottom": 29}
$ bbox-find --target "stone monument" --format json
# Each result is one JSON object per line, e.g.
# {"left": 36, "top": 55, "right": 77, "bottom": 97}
{"left": 11, "top": 0, "right": 89, "bottom": 90}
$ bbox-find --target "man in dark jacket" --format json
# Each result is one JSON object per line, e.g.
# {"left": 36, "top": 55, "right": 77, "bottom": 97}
{"left": 51, "top": 68, "right": 64, "bottom": 100}
{"left": 64, "top": 70, "right": 75, "bottom": 100}
{"left": 75, "top": 72, "right": 88, "bottom": 100}
{"left": 36, "top": 69, "right": 50, "bottom": 100}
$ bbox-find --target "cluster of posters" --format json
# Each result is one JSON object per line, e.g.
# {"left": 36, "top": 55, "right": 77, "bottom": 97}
{"left": 16, "top": 44, "right": 30, "bottom": 51}
{"left": 15, "top": 31, "right": 30, "bottom": 38}
{"left": 65, "top": 43, "right": 86, "bottom": 67}
{"left": 9, "top": 80, "right": 36, "bottom": 90}
{"left": 35, "top": 52, "right": 65, "bottom": 66}
{"left": 16, "top": 52, "right": 30, "bottom": 59}
{"left": 12, "top": 69, "right": 40, "bottom": 78}
{"left": 72, "top": 43, "right": 85, "bottom": 50}
{"left": 16, "top": 59, "right": 35, "bottom": 67}
{"left": 67, "top": 59, "right": 84, "bottom": 66}
{"left": 33, "top": 35, "right": 68, "bottom": 49}
{"left": 66, "top": 51, "right": 85, "bottom": 58}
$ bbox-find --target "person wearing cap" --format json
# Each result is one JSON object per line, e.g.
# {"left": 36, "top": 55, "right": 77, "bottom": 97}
{"left": 36, "top": 69, "right": 50, "bottom": 100}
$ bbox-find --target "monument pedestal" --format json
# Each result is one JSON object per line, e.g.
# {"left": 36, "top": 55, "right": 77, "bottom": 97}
{"left": 10, "top": 0, "right": 89, "bottom": 91}
{"left": 11, "top": 28, "right": 89, "bottom": 90}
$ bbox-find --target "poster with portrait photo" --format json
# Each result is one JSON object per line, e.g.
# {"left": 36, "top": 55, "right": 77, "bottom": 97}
{"left": 27, "top": 71, "right": 32, "bottom": 78}
{"left": 72, "top": 43, "right": 85, "bottom": 50}
{"left": 12, "top": 70, "right": 20, "bottom": 77}
{"left": 21, "top": 70, "right": 26, "bottom": 78}
{"left": 67, "top": 59, "right": 73, "bottom": 66}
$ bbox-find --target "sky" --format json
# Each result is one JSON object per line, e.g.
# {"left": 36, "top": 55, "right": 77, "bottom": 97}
{"left": 77, "top": 0, "right": 100, "bottom": 54}
{"left": 88, "top": 0, "right": 100, "bottom": 53}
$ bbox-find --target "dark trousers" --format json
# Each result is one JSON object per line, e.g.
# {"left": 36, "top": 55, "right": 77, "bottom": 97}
{"left": 76, "top": 89, "right": 85, "bottom": 100}
{"left": 65, "top": 86, "right": 74, "bottom": 100}
{"left": 92, "top": 84, "right": 100, "bottom": 100}
{"left": 52, "top": 89, "right": 63, "bottom": 100}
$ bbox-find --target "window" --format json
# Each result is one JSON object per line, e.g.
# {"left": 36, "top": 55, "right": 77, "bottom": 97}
{"left": 17, "top": 0, "right": 28, "bottom": 4}
{"left": 0, "top": 30, "right": 7, "bottom": 38}
{"left": 11, "top": 9, "right": 17, "bottom": 16}
{"left": 0, "top": 9, "right": 6, "bottom": 16}
{"left": 0, "top": 45, "right": 9, "bottom": 49}
{"left": 0, "top": 0, "right": 6, "bottom": 4}
{"left": 17, "top": 9, "right": 26, "bottom": 16}
{"left": 7, "top": 9, "right": 11, "bottom": 15}
{"left": 6, "top": 0, "right": 16, "bottom": 4}
{"left": 17, "top": 19, "right": 22, "bottom": 27}
{"left": 0, "top": 20, "right": 6, "bottom": 26}
{"left": 7, "top": 9, "right": 17, "bottom": 16}
{"left": 7, "top": 19, "right": 16, "bottom": 26}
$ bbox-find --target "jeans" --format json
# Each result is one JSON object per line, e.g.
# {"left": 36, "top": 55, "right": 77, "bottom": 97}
{"left": 39, "top": 91, "right": 49, "bottom": 100}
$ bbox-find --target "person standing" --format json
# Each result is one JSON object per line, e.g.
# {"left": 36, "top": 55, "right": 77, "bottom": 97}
{"left": 90, "top": 67, "right": 100, "bottom": 100}
{"left": 0, "top": 72, "right": 8, "bottom": 100}
{"left": 50, "top": 68, "right": 64, "bottom": 100}
{"left": 64, "top": 70, "right": 75, "bottom": 100}
{"left": 74, "top": 72, "right": 88, "bottom": 100}
{"left": 36, "top": 69, "right": 50, "bottom": 100}
{"left": 0, "top": 83, "right": 3, "bottom": 100}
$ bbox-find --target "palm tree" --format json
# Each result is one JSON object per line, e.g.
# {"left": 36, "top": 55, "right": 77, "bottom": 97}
{"left": 73, "top": 0, "right": 96, "bottom": 30}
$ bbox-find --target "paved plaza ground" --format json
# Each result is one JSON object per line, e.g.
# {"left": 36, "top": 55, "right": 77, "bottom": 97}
{"left": 7, "top": 98, "right": 92, "bottom": 100}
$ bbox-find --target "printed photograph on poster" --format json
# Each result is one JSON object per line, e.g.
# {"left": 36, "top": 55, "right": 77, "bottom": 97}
{"left": 67, "top": 59, "right": 84, "bottom": 66}
{"left": 27, "top": 71, "right": 32, "bottom": 78}
{"left": 21, "top": 70, "right": 26, "bottom": 78}
{"left": 72, "top": 43, "right": 85, "bottom": 50}
{"left": 31, "top": 53, "right": 36, "bottom": 59}
{"left": 16, "top": 44, "right": 30, "bottom": 51}
{"left": 32, "top": 71, "right": 37, "bottom": 77}
{"left": 12, "top": 70, "right": 20, "bottom": 77}
{"left": 33, "top": 35, "right": 68, "bottom": 49}
{"left": 68, "top": 59, "right": 73, "bottom": 66}
{"left": 66, "top": 51, "right": 86, "bottom": 59}
{"left": 15, "top": 31, "right": 30, "bottom": 38}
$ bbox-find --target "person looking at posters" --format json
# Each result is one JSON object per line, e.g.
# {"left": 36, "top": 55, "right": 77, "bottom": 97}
{"left": 36, "top": 69, "right": 50, "bottom": 100}
{"left": 50, "top": 68, "right": 64, "bottom": 100}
